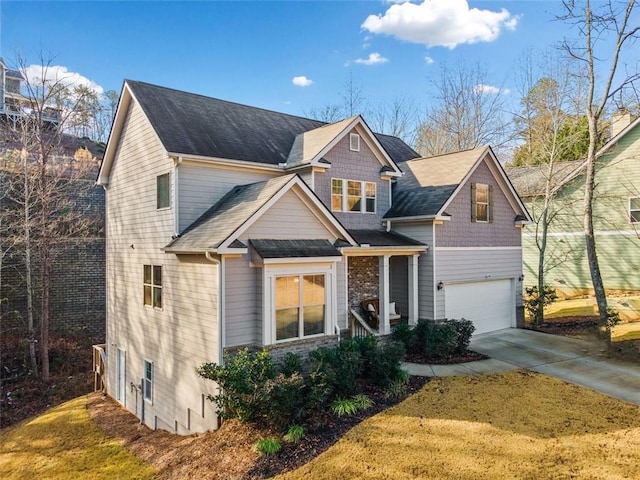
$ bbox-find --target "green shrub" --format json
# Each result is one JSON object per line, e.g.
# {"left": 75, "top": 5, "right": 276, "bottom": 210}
{"left": 450, "top": 318, "right": 475, "bottom": 354}
{"left": 197, "top": 348, "right": 277, "bottom": 424}
{"left": 262, "top": 373, "right": 306, "bottom": 429}
{"left": 357, "top": 336, "right": 406, "bottom": 388}
{"left": 254, "top": 437, "right": 282, "bottom": 456}
{"left": 334, "top": 340, "right": 364, "bottom": 396}
{"left": 280, "top": 352, "right": 302, "bottom": 376}
{"left": 284, "top": 425, "right": 305, "bottom": 444}
{"left": 412, "top": 319, "right": 432, "bottom": 355}
{"left": 524, "top": 285, "right": 558, "bottom": 323}
{"left": 422, "top": 321, "right": 458, "bottom": 358}
{"left": 391, "top": 323, "right": 413, "bottom": 351}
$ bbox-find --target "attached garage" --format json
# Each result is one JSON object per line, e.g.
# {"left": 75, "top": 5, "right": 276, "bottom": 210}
{"left": 444, "top": 279, "right": 514, "bottom": 335}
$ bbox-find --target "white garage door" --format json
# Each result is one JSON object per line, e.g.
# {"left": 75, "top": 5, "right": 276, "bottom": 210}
{"left": 444, "top": 279, "right": 513, "bottom": 335}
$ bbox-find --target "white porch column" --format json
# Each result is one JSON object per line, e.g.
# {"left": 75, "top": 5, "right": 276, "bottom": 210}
{"left": 378, "top": 255, "right": 391, "bottom": 335}
{"left": 408, "top": 254, "right": 419, "bottom": 325}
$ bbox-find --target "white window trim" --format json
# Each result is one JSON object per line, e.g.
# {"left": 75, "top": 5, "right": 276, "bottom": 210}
{"left": 143, "top": 264, "right": 163, "bottom": 310}
{"left": 143, "top": 359, "right": 154, "bottom": 404}
{"left": 262, "top": 263, "right": 337, "bottom": 345}
{"left": 330, "top": 177, "right": 376, "bottom": 214}
{"left": 349, "top": 133, "right": 360, "bottom": 152}
{"left": 630, "top": 197, "right": 640, "bottom": 224}
{"left": 475, "top": 183, "right": 489, "bottom": 223}
{"left": 156, "top": 172, "right": 171, "bottom": 211}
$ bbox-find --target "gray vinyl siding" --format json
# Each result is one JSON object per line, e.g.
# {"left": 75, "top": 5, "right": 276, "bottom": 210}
{"left": 438, "top": 160, "right": 522, "bottom": 248}
{"left": 390, "top": 256, "right": 409, "bottom": 316}
{"left": 314, "top": 128, "right": 391, "bottom": 229}
{"left": 224, "top": 189, "right": 344, "bottom": 348}
{"left": 434, "top": 247, "right": 523, "bottom": 319}
{"left": 105, "top": 101, "right": 219, "bottom": 434}
{"left": 393, "top": 223, "right": 435, "bottom": 319}
{"left": 178, "top": 163, "right": 279, "bottom": 232}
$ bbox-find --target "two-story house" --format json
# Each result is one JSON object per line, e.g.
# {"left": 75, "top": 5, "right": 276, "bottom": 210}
{"left": 97, "top": 81, "right": 530, "bottom": 434}
{"left": 507, "top": 113, "right": 640, "bottom": 299}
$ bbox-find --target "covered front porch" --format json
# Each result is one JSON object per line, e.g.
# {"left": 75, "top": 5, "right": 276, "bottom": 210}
{"left": 342, "top": 230, "right": 426, "bottom": 337}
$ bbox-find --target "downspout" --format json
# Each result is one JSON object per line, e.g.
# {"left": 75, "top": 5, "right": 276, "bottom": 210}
{"left": 205, "top": 252, "right": 224, "bottom": 366}
{"left": 173, "top": 156, "right": 182, "bottom": 237}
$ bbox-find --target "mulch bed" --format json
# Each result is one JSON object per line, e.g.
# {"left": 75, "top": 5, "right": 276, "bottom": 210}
{"left": 404, "top": 349, "right": 489, "bottom": 365}
{"left": 88, "top": 376, "right": 430, "bottom": 480}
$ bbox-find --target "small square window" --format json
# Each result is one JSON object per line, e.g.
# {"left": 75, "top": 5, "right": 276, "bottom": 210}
{"left": 630, "top": 197, "right": 640, "bottom": 223}
{"left": 157, "top": 173, "right": 170, "bottom": 209}
{"left": 349, "top": 133, "right": 360, "bottom": 152}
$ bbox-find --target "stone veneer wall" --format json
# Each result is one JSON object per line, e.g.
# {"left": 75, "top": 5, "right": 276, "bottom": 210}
{"left": 347, "top": 256, "right": 379, "bottom": 310}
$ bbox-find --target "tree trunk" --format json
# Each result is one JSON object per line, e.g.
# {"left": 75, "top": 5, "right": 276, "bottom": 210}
{"left": 583, "top": 116, "right": 609, "bottom": 339}
{"left": 535, "top": 207, "right": 549, "bottom": 327}
{"left": 23, "top": 157, "right": 38, "bottom": 376}
{"left": 39, "top": 145, "right": 50, "bottom": 383}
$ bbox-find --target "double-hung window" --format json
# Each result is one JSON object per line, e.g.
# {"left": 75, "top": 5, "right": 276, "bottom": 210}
{"left": 331, "top": 178, "right": 376, "bottom": 213}
{"left": 275, "top": 274, "right": 325, "bottom": 341}
{"left": 144, "top": 265, "right": 162, "bottom": 308}
{"left": 630, "top": 197, "right": 640, "bottom": 223}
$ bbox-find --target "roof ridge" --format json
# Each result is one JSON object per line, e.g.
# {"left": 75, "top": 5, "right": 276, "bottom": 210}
{"left": 125, "top": 79, "right": 330, "bottom": 125}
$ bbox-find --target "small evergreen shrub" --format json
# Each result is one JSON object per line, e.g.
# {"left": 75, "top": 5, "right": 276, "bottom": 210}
{"left": 450, "top": 318, "right": 475, "bottom": 354}
{"left": 391, "top": 323, "right": 413, "bottom": 351}
{"left": 280, "top": 352, "right": 302, "bottom": 376}
{"left": 261, "top": 373, "right": 306, "bottom": 429}
{"left": 524, "top": 285, "right": 558, "bottom": 323}
{"left": 422, "top": 321, "right": 458, "bottom": 358}
{"left": 255, "top": 437, "right": 282, "bottom": 456}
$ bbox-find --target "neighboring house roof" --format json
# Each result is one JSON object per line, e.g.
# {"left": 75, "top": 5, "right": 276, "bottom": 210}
{"left": 347, "top": 229, "right": 425, "bottom": 247}
{"left": 386, "top": 145, "right": 531, "bottom": 222}
{"left": 505, "top": 160, "right": 583, "bottom": 197}
{"left": 164, "top": 174, "right": 355, "bottom": 253}
{"left": 507, "top": 116, "right": 640, "bottom": 198}
{"left": 250, "top": 239, "right": 341, "bottom": 258}
{"left": 125, "top": 80, "right": 419, "bottom": 166}
{"left": 0, "top": 58, "right": 24, "bottom": 80}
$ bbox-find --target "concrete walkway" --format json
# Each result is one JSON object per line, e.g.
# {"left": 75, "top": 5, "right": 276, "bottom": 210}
{"left": 402, "top": 328, "right": 640, "bottom": 406}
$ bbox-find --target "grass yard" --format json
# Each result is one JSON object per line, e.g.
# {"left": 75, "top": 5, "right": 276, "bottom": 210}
{"left": 2, "top": 372, "right": 639, "bottom": 480}
{"left": 0, "top": 396, "right": 155, "bottom": 480}
{"left": 276, "top": 371, "right": 640, "bottom": 480}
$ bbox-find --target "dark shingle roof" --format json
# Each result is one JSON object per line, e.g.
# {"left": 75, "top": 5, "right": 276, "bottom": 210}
{"left": 126, "top": 80, "right": 419, "bottom": 165}
{"left": 250, "top": 239, "right": 341, "bottom": 258}
{"left": 347, "top": 229, "right": 425, "bottom": 247}
{"left": 384, "top": 185, "right": 457, "bottom": 219}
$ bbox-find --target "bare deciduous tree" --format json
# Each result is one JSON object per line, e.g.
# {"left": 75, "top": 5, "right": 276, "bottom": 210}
{"left": 558, "top": 0, "right": 640, "bottom": 336}
{"left": 415, "top": 62, "right": 512, "bottom": 157}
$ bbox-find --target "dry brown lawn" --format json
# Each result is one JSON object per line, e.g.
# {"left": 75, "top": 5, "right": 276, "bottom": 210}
{"left": 276, "top": 371, "right": 640, "bottom": 480}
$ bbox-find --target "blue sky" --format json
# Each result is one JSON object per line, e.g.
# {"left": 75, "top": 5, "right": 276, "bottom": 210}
{"left": 0, "top": 1, "right": 629, "bottom": 119}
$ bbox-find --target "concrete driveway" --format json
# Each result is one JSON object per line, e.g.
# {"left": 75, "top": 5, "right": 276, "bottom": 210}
{"left": 470, "top": 328, "right": 640, "bottom": 406}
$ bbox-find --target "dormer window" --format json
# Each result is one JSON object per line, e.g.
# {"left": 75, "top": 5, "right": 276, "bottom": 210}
{"left": 349, "top": 133, "right": 360, "bottom": 152}
{"left": 472, "top": 183, "right": 493, "bottom": 223}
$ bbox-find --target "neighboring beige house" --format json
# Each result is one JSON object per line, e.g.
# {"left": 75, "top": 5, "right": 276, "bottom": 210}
{"left": 97, "top": 81, "right": 531, "bottom": 435}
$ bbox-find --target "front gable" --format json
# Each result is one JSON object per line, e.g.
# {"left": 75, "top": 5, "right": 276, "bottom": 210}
{"left": 438, "top": 155, "right": 526, "bottom": 247}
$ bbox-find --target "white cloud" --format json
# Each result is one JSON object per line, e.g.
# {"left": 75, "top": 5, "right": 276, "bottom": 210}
{"left": 474, "top": 84, "right": 510, "bottom": 95}
{"left": 292, "top": 75, "right": 313, "bottom": 87}
{"left": 425, "top": 56, "right": 435, "bottom": 64}
{"left": 354, "top": 52, "right": 389, "bottom": 66}
{"left": 23, "top": 65, "right": 104, "bottom": 96}
{"left": 362, "top": 0, "right": 519, "bottom": 49}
